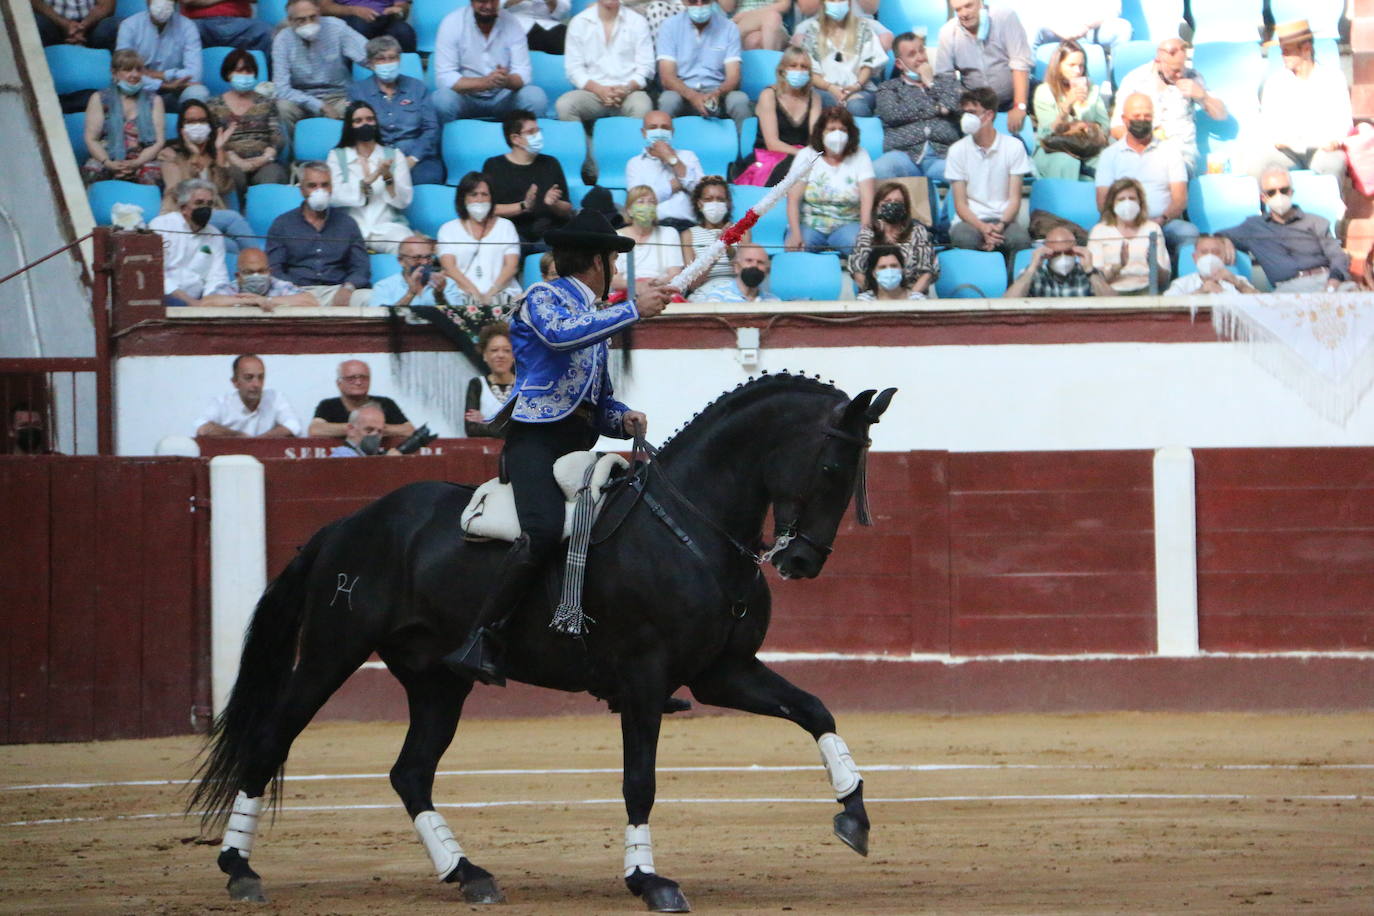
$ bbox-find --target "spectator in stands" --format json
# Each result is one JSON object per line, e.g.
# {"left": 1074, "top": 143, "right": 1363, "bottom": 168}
{"left": 1250, "top": 20, "right": 1352, "bottom": 180}
{"left": 437, "top": 172, "right": 523, "bottom": 305}
{"left": 310, "top": 359, "right": 413, "bottom": 437}
{"left": 322, "top": 0, "right": 416, "bottom": 52}
{"left": 538, "top": 251, "right": 556, "bottom": 280}
{"left": 482, "top": 109, "right": 573, "bottom": 251}
{"left": 506, "top": 0, "right": 569, "bottom": 54}
{"left": 33, "top": 0, "right": 119, "bottom": 50}
{"left": 80, "top": 49, "right": 166, "bottom": 185}
{"left": 431, "top": 0, "right": 546, "bottom": 123}
{"left": 792, "top": 0, "right": 884, "bottom": 117}
{"left": 613, "top": 183, "right": 685, "bottom": 287}
{"left": 116, "top": 0, "right": 208, "bottom": 107}
{"left": 7, "top": 403, "right": 53, "bottom": 456}
{"left": 1006, "top": 224, "right": 1112, "bottom": 297}
{"left": 272, "top": 0, "right": 368, "bottom": 134}
{"left": 946, "top": 87, "right": 1031, "bottom": 258}
{"left": 1016, "top": 1, "right": 1131, "bottom": 54}
{"left": 465, "top": 322, "right": 515, "bottom": 437}
{"left": 207, "top": 49, "right": 289, "bottom": 188}
{"left": 742, "top": 47, "right": 822, "bottom": 186}
{"left": 179, "top": 0, "right": 272, "bottom": 53}
{"left": 785, "top": 105, "right": 874, "bottom": 257}
{"left": 150, "top": 178, "right": 228, "bottom": 306}
{"left": 850, "top": 181, "right": 935, "bottom": 297}
{"left": 267, "top": 161, "right": 371, "bottom": 306}
{"left": 200, "top": 246, "right": 318, "bottom": 309}
{"left": 855, "top": 246, "right": 924, "bottom": 301}
{"left": 1111, "top": 38, "right": 1224, "bottom": 175}
{"left": 328, "top": 100, "right": 413, "bottom": 255}
{"left": 347, "top": 36, "right": 442, "bottom": 185}
{"left": 1031, "top": 39, "right": 1110, "bottom": 181}
{"left": 691, "top": 242, "right": 778, "bottom": 302}
{"left": 624, "top": 111, "right": 704, "bottom": 232}
{"left": 194, "top": 354, "right": 302, "bottom": 437}
{"left": 370, "top": 234, "right": 464, "bottom": 306}
{"left": 656, "top": 0, "right": 751, "bottom": 126}
{"left": 330, "top": 403, "right": 402, "bottom": 456}
{"left": 1220, "top": 167, "right": 1357, "bottom": 293}
{"left": 1087, "top": 177, "right": 1170, "bottom": 295}
{"left": 718, "top": 0, "right": 784, "bottom": 51}
{"left": 1163, "top": 234, "right": 1258, "bottom": 295}
{"left": 157, "top": 99, "right": 253, "bottom": 250}
{"left": 934, "top": 0, "right": 1032, "bottom": 132}
{"left": 872, "top": 31, "right": 961, "bottom": 181}
{"left": 678, "top": 176, "right": 743, "bottom": 298}
{"left": 1096, "top": 93, "right": 1198, "bottom": 254}
{"left": 558, "top": 0, "right": 655, "bottom": 123}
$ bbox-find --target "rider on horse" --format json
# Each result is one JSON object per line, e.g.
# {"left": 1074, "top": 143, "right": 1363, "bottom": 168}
{"left": 443, "top": 209, "right": 672, "bottom": 685}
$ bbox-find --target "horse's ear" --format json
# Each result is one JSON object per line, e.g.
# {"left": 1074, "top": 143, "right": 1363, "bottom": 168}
{"left": 865, "top": 388, "right": 897, "bottom": 424}
{"left": 838, "top": 390, "right": 876, "bottom": 430}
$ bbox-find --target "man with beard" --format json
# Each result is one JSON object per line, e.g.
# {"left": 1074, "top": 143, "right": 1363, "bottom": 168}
{"left": 150, "top": 178, "right": 228, "bottom": 307}
{"left": 430, "top": 0, "right": 547, "bottom": 123}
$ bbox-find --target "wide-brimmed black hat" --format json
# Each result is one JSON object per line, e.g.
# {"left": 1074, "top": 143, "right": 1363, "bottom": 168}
{"left": 544, "top": 209, "right": 636, "bottom": 252}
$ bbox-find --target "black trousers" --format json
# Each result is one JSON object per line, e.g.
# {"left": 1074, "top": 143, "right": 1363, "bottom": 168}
{"left": 504, "top": 415, "right": 599, "bottom": 564}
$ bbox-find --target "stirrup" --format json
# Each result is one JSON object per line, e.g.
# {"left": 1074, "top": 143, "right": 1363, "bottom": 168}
{"left": 442, "top": 628, "right": 506, "bottom": 687}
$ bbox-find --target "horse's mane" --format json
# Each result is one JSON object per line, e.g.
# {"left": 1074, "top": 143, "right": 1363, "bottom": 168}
{"left": 657, "top": 371, "right": 847, "bottom": 459}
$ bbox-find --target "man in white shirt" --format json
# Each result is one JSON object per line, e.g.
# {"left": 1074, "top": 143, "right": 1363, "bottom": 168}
{"left": 149, "top": 178, "right": 228, "bottom": 307}
{"left": 934, "top": 0, "right": 1033, "bottom": 133}
{"left": 1096, "top": 93, "right": 1198, "bottom": 254}
{"left": 945, "top": 87, "right": 1032, "bottom": 257}
{"left": 1163, "top": 235, "right": 1258, "bottom": 295}
{"left": 1111, "top": 37, "right": 1226, "bottom": 175}
{"left": 431, "top": 0, "right": 547, "bottom": 123}
{"left": 623, "top": 110, "right": 704, "bottom": 229}
{"left": 556, "top": 0, "right": 654, "bottom": 122}
{"left": 194, "top": 355, "right": 303, "bottom": 438}
{"left": 1248, "top": 19, "right": 1351, "bottom": 179}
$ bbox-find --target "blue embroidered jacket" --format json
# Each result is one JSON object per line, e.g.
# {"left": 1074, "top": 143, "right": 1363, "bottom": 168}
{"left": 498, "top": 276, "right": 639, "bottom": 436}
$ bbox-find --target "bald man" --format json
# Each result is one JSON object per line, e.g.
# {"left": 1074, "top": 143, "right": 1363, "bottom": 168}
{"left": 308, "top": 359, "right": 414, "bottom": 438}
{"left": 200, "top": 247, "right": 317, "bottom": 311}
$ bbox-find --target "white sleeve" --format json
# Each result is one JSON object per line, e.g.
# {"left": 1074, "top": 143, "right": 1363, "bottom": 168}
{"left": 192, "top": 396, "right": 223, "bottom": 432}
{"left": 679, "top": 150, "right": 703, "bottom": 193}
{"left": 433, "top": 13, "right": 462, "bottom": 90}
{"left": 852, "top": 149, "right": 875, "bottom": 182}
{"left": 272, "top": 394, "right": 303, "bottom": 436}
{"left": 384, "top": 149, "right": 413, "bottom": 209}
{"left": 498, "top": 219, "right": 520, "bottom": 258}
{"left": 329, "top": 152, "right": 367, "bottom": 209}
{"left": 204, "top": 233, "right": 230, "bottom": 295}
{"left": 565, "top": 15, "right": 591, "bottom": 88}
{"left": 632, "top": 14, "right": 655, "bottom": 86}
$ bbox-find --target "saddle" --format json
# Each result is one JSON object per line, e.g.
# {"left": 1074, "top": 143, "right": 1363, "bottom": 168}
{"left": 461, "top": 451, "right": 630, "bottom": 543}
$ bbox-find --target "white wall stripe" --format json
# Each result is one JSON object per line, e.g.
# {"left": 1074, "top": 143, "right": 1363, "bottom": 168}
{"left": 1153, "top": 446, "right": 1200, "bottom": 656}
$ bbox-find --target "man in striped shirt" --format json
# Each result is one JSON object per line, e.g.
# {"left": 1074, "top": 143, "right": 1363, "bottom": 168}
{"left": 271, "top": 0, "right": 369, "bottom": 133}
{"left": 33, "top": 0, "right": 119, "bottom": 48}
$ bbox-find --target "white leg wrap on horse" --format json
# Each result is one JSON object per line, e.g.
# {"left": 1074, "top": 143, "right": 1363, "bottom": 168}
{"left": 414, "top": 810, "right": 465, "bottom": 881}
{"left": 817, "top": 733, "right": 861, "bottom": 799}
{"left": 624, "top": 824, "right": 656, "bottom": 877}
{"left": 221, "top": 791, "right": 262, "bottom": 858}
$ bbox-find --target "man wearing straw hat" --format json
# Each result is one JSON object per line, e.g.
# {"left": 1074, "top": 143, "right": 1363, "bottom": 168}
{"left": 444, "top": 209, "right": 671, "bottom": 686}
{"left": 1249, "top": 19, "right": 1352, "bottom": 179}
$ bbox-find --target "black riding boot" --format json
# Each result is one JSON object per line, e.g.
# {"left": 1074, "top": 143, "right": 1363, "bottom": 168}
{"left": 442, "top": 535, "right": 539, "bottom": 687}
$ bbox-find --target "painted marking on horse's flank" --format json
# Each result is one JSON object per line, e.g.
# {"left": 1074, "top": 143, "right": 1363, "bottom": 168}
{"left": 6, "top": 762, "right": 1372, "bottom": 792}
{"left": 330, "top": 573, "right": 359, "bottom": 611}
{"left": 3, "top": 794, "right": 1367, "bottom": 829}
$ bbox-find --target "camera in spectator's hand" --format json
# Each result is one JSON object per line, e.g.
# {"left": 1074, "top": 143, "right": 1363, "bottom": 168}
{"left": 395, "top": 423, "right": 438, "bottom": 455}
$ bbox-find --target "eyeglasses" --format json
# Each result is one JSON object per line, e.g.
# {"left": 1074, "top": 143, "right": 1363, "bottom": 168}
{"left": 1262, "top": 186, "right": 1293, "bottom": 197}
{"left": 339, "top": 375, "right": 369, "bottom": 382}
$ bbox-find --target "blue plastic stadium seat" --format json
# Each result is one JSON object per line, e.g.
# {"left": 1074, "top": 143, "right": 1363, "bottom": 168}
{"left": 292, "top": 117, "right": 342, "bottom": 163}
{"left": 1291, "top": 172, "right": 1346, "bottom": 227}
{"left": 522, "top": 252, "right": 544, "bottom": 289}
{"left": 674, "top": 116, "right": 737, "bottom": 178}
{"left": 256, "top": 0, "right": 288, "bottom": 26}
{"left": 1175, "top": 243, "right": 1253, "bottom": 278}
{"left": 1110, "top": 39, "right": 1157, "bottom": 87}
{"left": 441, "top": 119, "right": 505, "bottom": 184}
{"left": 537, "top": 118, "right": 587, "bottom": 182}
{"left": 165, "top": 112, "right": 179, "bottom": 141}
{"left": 728, "top": 184, "right": 788, "bottom": 251}
{"left": 202, "top": 47, "right": 269, "bottom": 97}
{"left": 1033, "top": 42, "right": 1108, "bottom": 87}
{"left": 876, "top": 0, "right": 948, "bottom": 39}
{"left": 992, "top": 111, "right": 1035, "bottom": 156}
{"left": 1187, "top": 173, "right": 1261, "bottom": 233}
{"left": 529, "top": 51, "right": 572, "bottom": 117}
{"left": 1028, "top": 179, "right": 1102, "bottom": 232}
{"left": 45, "top": 46, "right": 111, "bottom": 97}
{"left": 415, "top": 0, "right": 470, "bottom": 54}
{"left": 770, "top": 251, "right": 843, "bottom": 300}
{"left": 64, "top": 111, "right": 89, "bottom": 165}
{"left": 1194, "top": 105, "right": 1252, "bottom": 172}
{"left": 1270, "top": 0, "right": 1343, "bottom": 39}
{"left": 1187, "top": 0, "right": 1264, "bottom": 43}
{"left": 114, "top": 0, "right": 145, "bottom": 20}
{"left": 406, "top": 184, "right": 458, "bottom": 237}
{"left": 87, "top": 180, "right": 162, "bottom": 226}
{"left": 1192, "top": 42, "right": 1266, "bottom": 106}
{"left": 853, "top": 116, "right": 884, "bottom": 162}
{"left": 371, "top": 252, "right": 400, "bottom": 281}
{"left": 245, "top": 183, "right": 302, "bottom": 237}
{"left": 591, "top": 117, "right": 646, "bottom": 189}
{"left": 936, "top": 249, "right": 1008, "bottom": 298}
{"left": 740, "top": 50, "right": 782, "bottom": 100}
{"left": 739, "top": 116, "right": 759, "bottom": 155}
{"left": 351, "top": 53, "right": 424, "bottom": 84}
{"left": 570, "top": 0, "right": 595, "bottom": 15}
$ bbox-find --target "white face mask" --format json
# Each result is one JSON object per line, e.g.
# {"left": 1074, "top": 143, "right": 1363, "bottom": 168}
{"left": 294, "top": 21, "right": 321, "bottom": 41}
{"left": 700, "top": 200, "right": 727, "bottom": 224}
{"left": 1113, "top": 197, "right": 1140, "bottom": 223}
{"left": 149, "top": 0, "right": 174, "bottom": 23}
{"left": 823, "top": 129, "right": 848, "bottom": 154}
{"left": 959, "top": 112, "right": 982, "bottom": 135}
{"left": 306, "top": 187, "right": 330, "bottom": 211}
{"left": 467, "top": 201, "right": 492, "bottom": 221}
{"left": 182, "top": 122, "right": 211, "bottom": 144}
{"left": 1194, "top": 253, "right": 1224, "bottom": 278}
{"left": 1049, "top": 253, "right": 1077, "bottom": 277}
{"left": 1267, "top": 192, "right": 1293, "bottom": 216}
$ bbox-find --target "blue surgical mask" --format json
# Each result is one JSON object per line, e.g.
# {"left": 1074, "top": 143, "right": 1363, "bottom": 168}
{"left": 687, "top": 2, "right": 712, "bottom": 23}
{"left": 229, "top": 73, "right": 258, "bottom": 92}
{"left": 524, "top": 130, "right": 544, "bottom": 153}
{"left": 644, "top": 128, "right": 672, "bottom": 146}
{"left": 824, "top": 0, "right": 848, "bottom": 21}
{"left": 875, "top": 267, "right": 903, "bottom": 290}
{"left": 976, "top": 11, "right": 990, "bottom": 41}
{"left": 785, "top": 69, "right": 810, "bottom": 89}
{"left": 373, "top": 62, "right": 400, "bottom": 82}
{"left": 117, "top": 79, "right": 142, "bottom": 96}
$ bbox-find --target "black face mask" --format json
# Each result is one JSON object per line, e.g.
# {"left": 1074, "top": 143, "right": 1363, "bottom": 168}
{"left": 1127, "top": 119, "right": 1153, "bottom": 141}
{"left": 474, "top": 11, "right": 497, "bottom": 26}
{"left": 190, "top": 206, "right": 212, "bottom": 229}
{"left": 877, "top": 201, "right": 908, "bottom": 224}
{"left": 15, "top": 427, "right": 44, "bottom": 454}
{"left": 739, "top": 266, "right": 766, "bottom": 288}
{"left": 354, "top": 124, "right": 378, "bottom": 143}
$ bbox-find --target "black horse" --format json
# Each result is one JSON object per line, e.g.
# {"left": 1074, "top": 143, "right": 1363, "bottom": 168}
{"left": 190, "top": 373, "right": 897, "bottom": 912}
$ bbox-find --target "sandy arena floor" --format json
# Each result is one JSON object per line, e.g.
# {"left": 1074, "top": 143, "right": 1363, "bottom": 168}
{"left": 0, "top": 711, "right": 1370, "bottom": 915}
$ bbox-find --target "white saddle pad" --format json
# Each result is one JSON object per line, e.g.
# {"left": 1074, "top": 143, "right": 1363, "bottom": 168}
{"left": 461, "top": 450, "right": 629, "bottom": 542}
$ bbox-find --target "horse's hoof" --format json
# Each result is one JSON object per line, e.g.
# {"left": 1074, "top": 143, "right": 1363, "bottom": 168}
{"left": 226, "top": 875, "right": 267, "bottom": 902}
{"left": 833, "top": 811, "right": 869, "bottom": 857}
{"left": 641, "top": 882, "right": 690, "bottom": 913}
{"left": 461, "top": 876, "right": 506, "bottom": 904}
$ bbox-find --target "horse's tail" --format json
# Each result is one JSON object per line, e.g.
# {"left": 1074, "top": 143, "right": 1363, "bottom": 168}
{"left": 186, "top": 528, "right": 326, "bottom": 833}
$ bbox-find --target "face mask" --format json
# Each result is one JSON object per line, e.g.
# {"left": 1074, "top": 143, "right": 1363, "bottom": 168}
{"left": 354, "top": 124, "right": 377, "bottom": 143}
{"left": 739, "top": 266, "right": 766, "bottom": 288}
{"left": 523, "top": 130, "right": 544, "bottom": 153}
{"left": 294, "top": 21, "right": 321, "bottom": 41}
{"left": 183, "top": 122, "right": 211, "bottom": 144}
{"left": 15, "top": 427, "right": 44, "bottom": 454}
{"left": 785, "top": 69, "right": 810, "bottom": 89}
{"left": 307, "top": 187, "right": 330, "bottom": 211}
{"left": 230, "top": 73, "right": 258, "bottom": 92}
{"left": 1267, "top": 192, "right": 1293, "bottom": 217}
{"left": 373, "top": 62, "right": 400, "bottom": 82}
{"left": 1049, "top": 253, "right": 1078, "bottom": 277}
{"left": 875, "top": 267, "right": 903, "bottom": 290}
{"left": 959, "top": 112, "right": 982, "bottom": 135}
{"left": 629, "top": 201, "right": 657, "bottom": 225}
{"left": 189, "top": 205, "right": 213, "bottom": 229}
{"left": 240, "top": 272, "right": 272, "bottom": 295}
{"left": 149, "top": 0, "right": 174, "bottom": 23}
{"left": 824, "top": 0, "right": 848, "bottom": 21}
{"left": 358, "top": 433, "right": 383, "bottom": 456}
{"left": 1113, "top": 198, "right": 1140, "bottom": 223}
{"left": 467, "top": 201, "right": 492, "bottom": 221}
{"left": 117, "top": 79, "right": 142, "bottom": 96}
{"left": 687, "top": 3, "right": 712, "bottom": 23}
{"left": 1194, "top": 253, "right": 1224, "bottom": 278}
{"left": 823, "top": 129, "right": 848, "bottom": 154}
{"left": 975, "top": 11, "right": 990, "bottom": 41}
{"left": 644, "top": 128, "right": 672, "bottom": 147}
{"left": 700, "top": 200, "right": 727, "bottom": 223}
{"left": 1127, "top": 119, "right": 1153, "bottom": 141}
{"left": 877, "top": 201, "right": 908, "bottom": 223}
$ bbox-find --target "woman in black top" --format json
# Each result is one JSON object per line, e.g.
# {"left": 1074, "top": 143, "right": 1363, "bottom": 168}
{"left": 481, "top": 109, "right": 574, "bottom": 250}
{"left": 464, "top": 322, "right": 516, "bottom": 438}
{"left": 747, "top": 46, "right": 822, "bottom": 186}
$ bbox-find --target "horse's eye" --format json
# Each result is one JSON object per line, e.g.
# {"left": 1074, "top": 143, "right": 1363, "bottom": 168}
{"left": 821, "top": 462, "right": 842, "bottom": 476}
